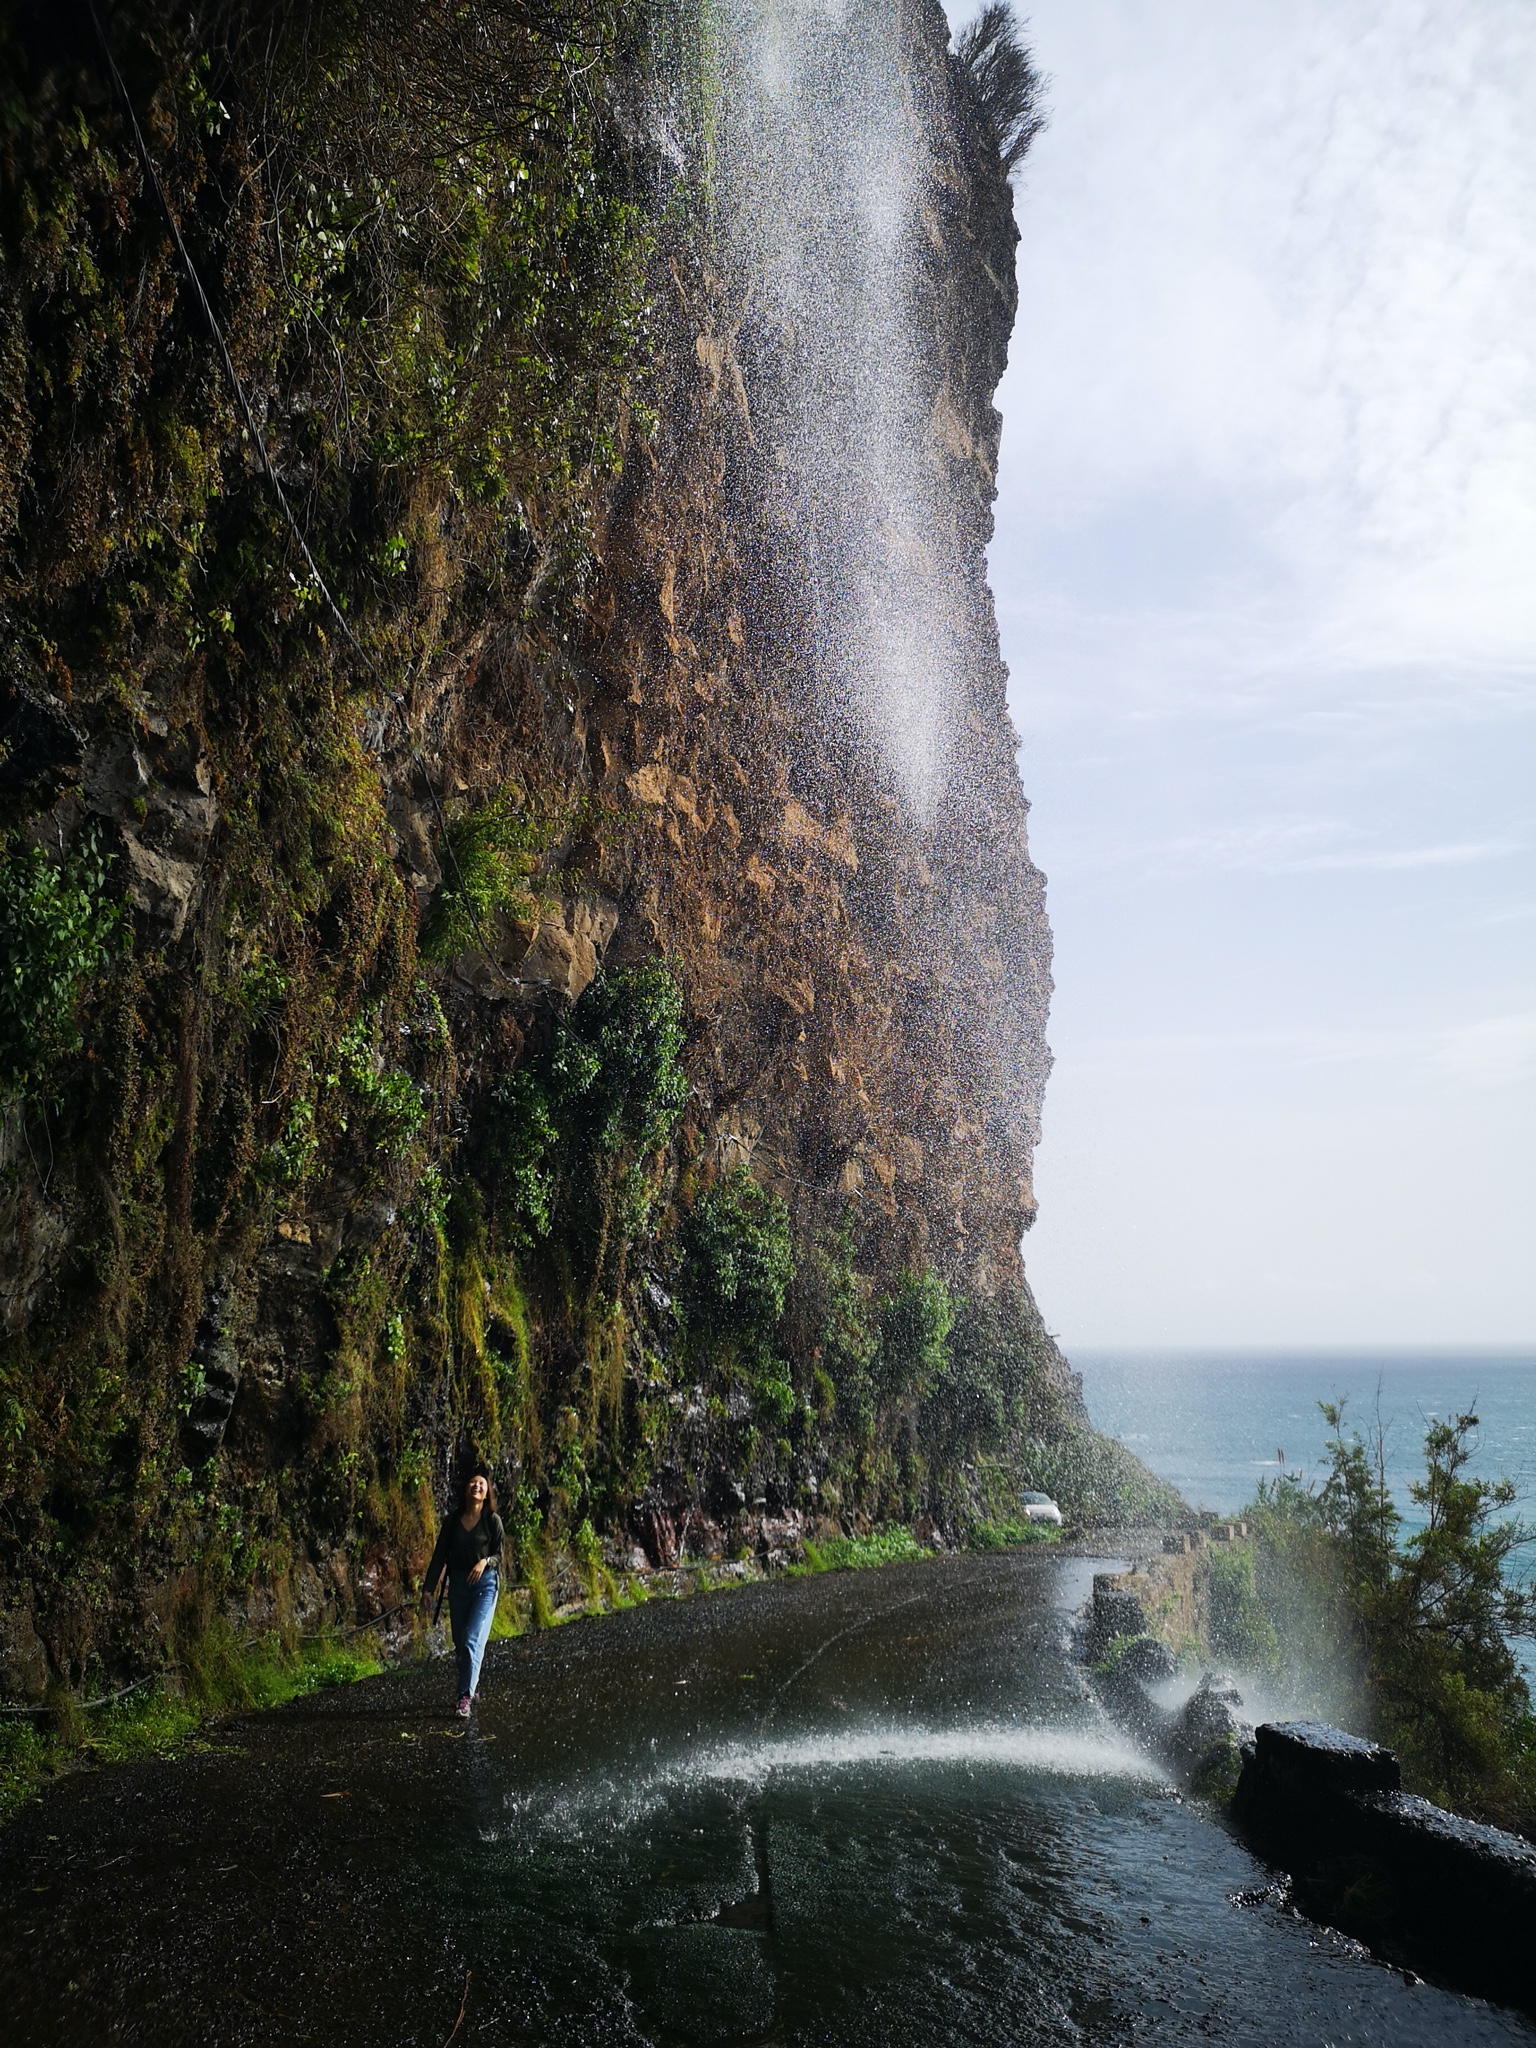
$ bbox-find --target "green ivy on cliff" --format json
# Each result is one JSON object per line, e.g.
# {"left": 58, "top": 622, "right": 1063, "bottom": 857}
{"left": 0, "top": 829, "right": 121, "bottom": 1091}
{"left": 487, "top": 963, "right": 689, "bottom": 1280}
{"left": 680, "top": 1166, "right": 794, "bottom": 1417}
{"left": 0, "top": 0, "right": 652, "bottom": 1678}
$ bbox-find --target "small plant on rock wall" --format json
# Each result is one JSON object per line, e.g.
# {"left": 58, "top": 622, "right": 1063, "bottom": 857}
{"left": 873, "top": 1267, "right": 953, "bottom": 1408}
{"left": 333, "top": 1009, "right": 427, "bottom": 1154}
{"left": 550, "top": 1407, "right": 589, "bottom": 1529}
{"left": 0, "top": 829, "right": 121, "bottom": 1094}
{"left": 785, "top": 1214, "right": 877, "bottom": 1440}
{"left": 572, "top": 1515, "right": 612, "bottom": 1601}
{"left": 487, "top": 1068, "right": 559, "bottom": 1242}
{"left": 921, "top": 1286, "right": 1039, "bottom": 1462}
{"left": 506, "top": 1479, "right": 543, "bottom": 1564}
{"left": 487, "top": 964, "right": 689, "bottom": 1291}
{"left": 680, "top": 1166, "right": 793, "bottom": 1415}
{"left": 419, "top": 792, "right": 563, "bottom": 963}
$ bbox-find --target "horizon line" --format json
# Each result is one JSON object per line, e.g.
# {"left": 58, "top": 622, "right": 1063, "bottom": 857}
{"left": 1058, "top": 1339, "right": 1536, "bottom": 1357}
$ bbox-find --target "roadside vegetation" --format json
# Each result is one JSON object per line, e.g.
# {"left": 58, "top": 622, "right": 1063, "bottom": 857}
{"left": 1230, "top": 1404, "right": 1536, "bottom": 1833}
{"left": 0, "top": 1627, "right": 382, "bottom": 1826}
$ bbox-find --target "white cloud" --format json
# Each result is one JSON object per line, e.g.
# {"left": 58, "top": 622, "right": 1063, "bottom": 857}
{"left": 1437, "top": 1014, "right": 1536, "bottom": 1089}
{"left": 1151, "top": 823, "right": 1526, "bottom": 877}
{"left": 1055, "top": 1016, "right": 1536, "bottom": 1086}
{"left": 985, "top": 0, "right": 1536, "bottom": 689}
{"left": 946, "top": 0, "right": 1536, "bottom": 1343}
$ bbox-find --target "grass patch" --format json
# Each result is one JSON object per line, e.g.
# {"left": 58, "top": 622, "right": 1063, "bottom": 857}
{"left": 489, "top": 1587, "right": 525, "bottom": 1641}
{"left": 0, "top": 1632, "right": 383, "bottom": 1828}
{"left": 1090, "top": 1632, "right": 1143, "bottom": 1680}
{"left": 523, "top": 1555, "right": 558, "bottom": 1629}
{"left": 792, "top": 1526, "right": 928, "bottom": 1575}
{"left": 967, "top": 1518, "right": 1061, "bottom": 1551}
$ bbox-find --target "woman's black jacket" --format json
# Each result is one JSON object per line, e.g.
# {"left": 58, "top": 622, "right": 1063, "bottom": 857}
{"left": 424, "top": 1510, "right": 504, "bottom": 1597}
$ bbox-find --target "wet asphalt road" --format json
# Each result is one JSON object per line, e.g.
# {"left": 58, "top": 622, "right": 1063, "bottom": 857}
{"left": 1, "top": 1551, "right": 1532, "bottom": 2046}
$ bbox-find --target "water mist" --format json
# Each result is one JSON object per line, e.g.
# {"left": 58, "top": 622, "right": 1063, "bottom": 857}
{"left": 691, "top": 0, "right": 965, "bottom": 816}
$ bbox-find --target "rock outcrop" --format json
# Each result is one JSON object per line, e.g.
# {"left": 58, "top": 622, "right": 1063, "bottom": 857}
{"left": 0, "top": 0, "right": 1103, "bottom": 1699}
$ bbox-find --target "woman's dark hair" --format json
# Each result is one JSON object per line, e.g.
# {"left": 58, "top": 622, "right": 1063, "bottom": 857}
{"left": 455, "top": 1466, "right": 498, "bottom": 1517}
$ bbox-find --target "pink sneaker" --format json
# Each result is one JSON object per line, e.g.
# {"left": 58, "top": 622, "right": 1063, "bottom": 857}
{"left": 456, "top": 1694, "right": 472, "bottom": 1718}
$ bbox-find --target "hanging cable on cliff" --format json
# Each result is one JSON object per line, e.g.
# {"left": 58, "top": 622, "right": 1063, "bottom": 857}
{"left": 82, "top": 0, "right": 521, "bottom": 995}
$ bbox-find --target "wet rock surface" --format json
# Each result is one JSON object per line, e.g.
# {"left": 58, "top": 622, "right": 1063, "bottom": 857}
{"left": 1, "top": 1552, "right": 1529, "bottom": 2047}
{"left": 1079, "top": 1573, "right": 1256, "bottom": 1794}
{"left": 1175, "top": 1671, "right": 1247, "bottom": 1754}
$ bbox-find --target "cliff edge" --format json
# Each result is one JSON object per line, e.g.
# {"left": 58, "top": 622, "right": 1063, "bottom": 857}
{"left": 0, "top": 0, "right": 1171, "bottom": 1702}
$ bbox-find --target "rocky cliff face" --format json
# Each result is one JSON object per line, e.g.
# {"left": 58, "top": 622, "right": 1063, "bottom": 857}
{"left": 0, "top": 0, "right": 1108, "bottom": 1704}
{"left": 568, "top": 0, "right": 1052, "bottom": 1290}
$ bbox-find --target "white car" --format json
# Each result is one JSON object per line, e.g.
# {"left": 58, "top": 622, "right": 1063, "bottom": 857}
{"left": 1019, "top": 1491, "right": 1063, "bottom": 1526}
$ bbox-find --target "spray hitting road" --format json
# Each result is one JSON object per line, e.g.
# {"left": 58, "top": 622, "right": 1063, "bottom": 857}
{"left": 1, "top": 1551, "right": 1530, "bottom": 2045}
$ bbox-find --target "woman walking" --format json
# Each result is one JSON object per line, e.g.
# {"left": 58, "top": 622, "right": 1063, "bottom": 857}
{"left": 422, "top": 1466, "right": 504, "bottom": 1717}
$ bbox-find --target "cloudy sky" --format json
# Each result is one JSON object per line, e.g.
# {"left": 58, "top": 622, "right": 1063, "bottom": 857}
{"left": 947, "top": 0, "right": 1536, "bottom": 1344}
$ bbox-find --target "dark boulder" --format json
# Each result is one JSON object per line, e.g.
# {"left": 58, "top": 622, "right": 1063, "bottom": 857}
{"left": 1112, "top": 1634, "right": 1177, "bottom": 1685}
{"left": 0, "top": 663, "right": 84, "bottom": 811}
{"left": 180, "top": 1285, "right": 242, "bottom": 1459}
{"left": 1178, "top": 1671, "right": 1246, "bottom": 1750}
{"left": 1086, "top": 1575, "right": 1147, "bottom": 1658}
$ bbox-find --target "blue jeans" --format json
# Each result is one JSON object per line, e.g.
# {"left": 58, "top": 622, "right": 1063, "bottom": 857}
{"left": 446, "top": 1566, "right": 498, "bottom": 1699}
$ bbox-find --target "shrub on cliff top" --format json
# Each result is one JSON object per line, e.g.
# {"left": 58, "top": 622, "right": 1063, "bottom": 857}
{"left": 954, "top": 3, "right": 1047, "bottom": 178}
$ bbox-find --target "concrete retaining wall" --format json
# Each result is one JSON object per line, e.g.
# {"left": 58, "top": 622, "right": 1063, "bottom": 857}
{"left": 1234, "top": 1720, "right": 1536, "bottom": 2011}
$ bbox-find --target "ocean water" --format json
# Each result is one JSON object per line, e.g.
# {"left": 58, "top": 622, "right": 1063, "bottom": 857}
{"left": 1078, "top": 1346, "right": 1536, "bottom": 1689}
{"left": 1074, "top": 1347, "right": 1536, "bottom": 1527}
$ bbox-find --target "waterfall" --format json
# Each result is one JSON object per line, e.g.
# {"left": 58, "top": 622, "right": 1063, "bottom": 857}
{"left": 674, "top": 0, "right": 961, "bottom": 816}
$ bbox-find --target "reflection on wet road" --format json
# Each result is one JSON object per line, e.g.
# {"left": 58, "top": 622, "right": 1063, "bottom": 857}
{"left": 1, "top": 1552, "right": 1531, "bottom": 2045}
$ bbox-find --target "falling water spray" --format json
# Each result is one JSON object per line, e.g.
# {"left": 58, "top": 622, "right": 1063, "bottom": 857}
{"left": 668, "top": 0, "right": 963, "bottom": 816}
